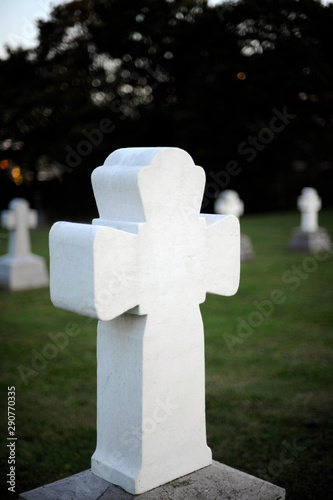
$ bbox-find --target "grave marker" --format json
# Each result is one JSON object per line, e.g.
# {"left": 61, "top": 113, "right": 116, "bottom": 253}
{"left": 298, "top": 187, "right": 320, "bottom": 232}
{"left": 289, "top": 187, "right": 332, "bottom": 253}
{"left": 0, "top": 198, "right": 49, "bottom": 290}
{"left": 49, "top": 147, "right": 240, "bottom": 494}
{"left": 21, "top": 148, "right": 285, "bottom": 499}
{"left": 215, "top": 189, "right": 244, "bottom": 218}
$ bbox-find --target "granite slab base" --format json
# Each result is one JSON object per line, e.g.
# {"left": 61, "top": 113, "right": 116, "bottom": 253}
{"left": 288, "top": 227, "right": 332, "bottom": 253}
{"left": 19, "top": 461, "right": 285, "bottom": 500}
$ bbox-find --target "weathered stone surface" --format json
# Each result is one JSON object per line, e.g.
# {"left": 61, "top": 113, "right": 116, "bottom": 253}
{"left": 19, "top": 461, "right": 285, "bottom": 500}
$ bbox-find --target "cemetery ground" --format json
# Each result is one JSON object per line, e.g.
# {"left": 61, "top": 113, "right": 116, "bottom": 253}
{"left": 0, "top": 210, "right": 332, "bottom": 500}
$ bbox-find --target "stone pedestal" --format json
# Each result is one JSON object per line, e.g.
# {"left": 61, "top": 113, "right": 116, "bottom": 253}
{"left": 288, "top": 227, "right": 332, "bottom": 253}
{"left": 19, "top": 461, "right": 285, "bottom": 500}
{"left": 0, "top": 254, "right": 49, "bottom": 291}
{"left": 241, "top": 234, "right": 254, "bottom": 262}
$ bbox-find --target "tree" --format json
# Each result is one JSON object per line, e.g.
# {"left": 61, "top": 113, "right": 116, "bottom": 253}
{"left": 1, "top": 0, "right": 332, "bottom": 215}
{"left": 216, "top": 0, "right": 333, "bottom": 210}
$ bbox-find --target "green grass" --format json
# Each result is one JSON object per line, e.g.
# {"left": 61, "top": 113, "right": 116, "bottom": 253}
{"left": 1, "top": 211, "right": 333, "bottom": 499}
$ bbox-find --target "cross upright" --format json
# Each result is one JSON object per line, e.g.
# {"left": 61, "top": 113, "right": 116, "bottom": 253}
{"left": 298, "top": 187, "right": 321, "bottom": 232}
{"left": 2, "top": 198, "right": 37, "bottom": 257}
{"left": 50, "top": 147, "right": 240, "bottom": 495}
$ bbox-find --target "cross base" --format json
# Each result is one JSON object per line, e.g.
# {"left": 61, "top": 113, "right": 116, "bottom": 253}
{"left": 91, "top": 312, "right": 212, "bottom": 495}
{"left": 19, "top": 461, "right": 286, "bottom": 500}
{"left": 0, "top": 254, "right": 49, "bottom": 291}
{"left": 288, "top": 227, "right": 332, "bottom": 253}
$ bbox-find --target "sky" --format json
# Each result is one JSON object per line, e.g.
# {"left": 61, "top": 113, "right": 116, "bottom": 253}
{"left": 0, "top": 0, "right": 331, "bottom": 59}
{"left": 0, "top": 0, "right": 64, "bottom": 59}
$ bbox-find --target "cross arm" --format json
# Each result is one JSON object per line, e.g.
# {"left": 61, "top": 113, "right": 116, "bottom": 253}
{"left": 203, "top": 214, "right": 240, "bottom": 297}
{"left": 1, "top": 211, "right": 16, "bottom": 230}
{"left": 49, "top": 221, "right": 140, "bottom": 321}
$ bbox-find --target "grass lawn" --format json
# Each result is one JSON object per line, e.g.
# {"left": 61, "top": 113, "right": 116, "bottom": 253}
{"left": 0, "top": 210, "right": 332, "bottom": 499}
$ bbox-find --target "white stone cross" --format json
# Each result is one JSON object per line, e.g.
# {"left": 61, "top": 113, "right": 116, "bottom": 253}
{"left": 214, "top": 190, "right": 244, "bottom": 218}
{"left": 49, "top": 147, "right": 240, "bottom": 495}
{"left": 0, "top": 198, "right": 49, "bottom": 291}
{"left": 298, "top": 187, "right": 321, "bottom": 232}
{"left": 2, "top": 198, "right": 37, "bottom": 257}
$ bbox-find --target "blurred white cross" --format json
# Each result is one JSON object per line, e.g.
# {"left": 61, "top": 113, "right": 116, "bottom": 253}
{"left": 298, "top": 187, "right": 321, "bottom": 232}
{"left": 215, "top": 190, "right": 244, "bottom": 218}
{"left": 2, "top": 198, "right": 37, "bottom": 257}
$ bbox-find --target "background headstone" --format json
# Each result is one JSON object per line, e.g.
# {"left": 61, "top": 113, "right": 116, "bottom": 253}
{"left": 215, "top": 190, "right": 254, "bottom": 262}
{"left": 288, "top": 187, "right": 332, "bottom": 253}
{"left": 0, "top": 198, "right": 49, "bottom": 290}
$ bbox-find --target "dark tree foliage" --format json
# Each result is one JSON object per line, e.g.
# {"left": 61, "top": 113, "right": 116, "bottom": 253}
{"left": 0, "top": 0, "right": 332, "bottom": 216}
{"left": 217, "top": 0, "right": 333, "bottom": 211}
